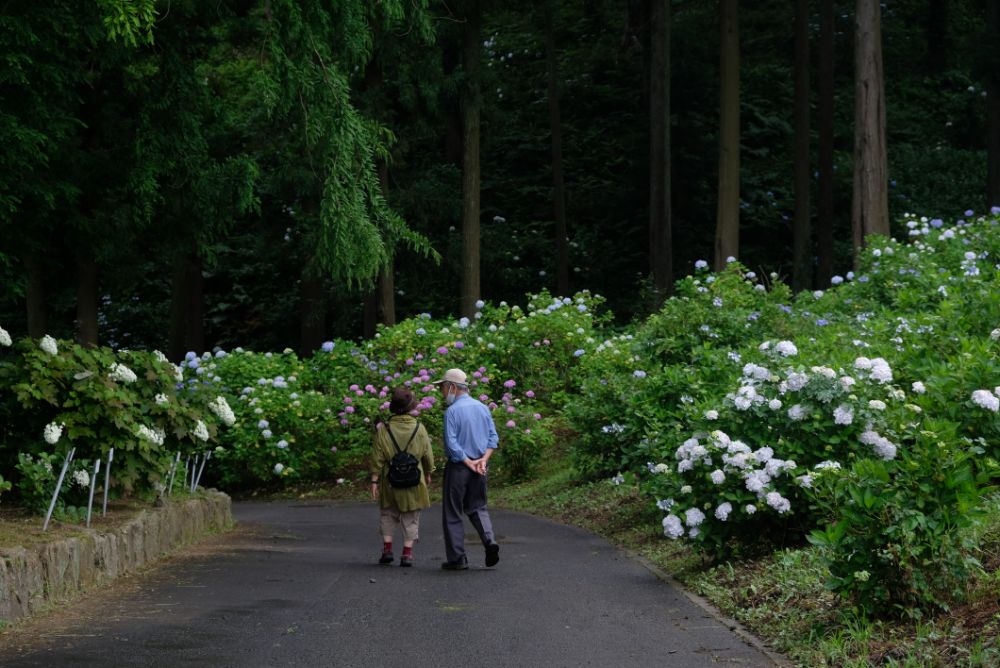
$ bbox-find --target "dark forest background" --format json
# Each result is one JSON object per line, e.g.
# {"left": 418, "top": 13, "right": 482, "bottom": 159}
{"left": 1, "top": 0, "right": 997, "bottom": 356}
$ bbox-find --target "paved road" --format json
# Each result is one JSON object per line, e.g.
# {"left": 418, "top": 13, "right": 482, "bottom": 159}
{"left": 0, "top": 502, "right": 783, "bottom": 667}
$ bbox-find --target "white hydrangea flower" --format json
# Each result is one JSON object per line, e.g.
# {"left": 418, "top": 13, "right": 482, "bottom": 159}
{"left": 0, "top": 326, "right": 11, "bottom": 347}
{"left": 869, "top": 358, "right": 893, "bottom": 384}
{"left": 274, "top": 463, "right": 285, "bottom": 475}
{"left": 715, "top": 502, "right": 733, "bottom": 521}
{"left": 208, "top": 396, "right": 236, "bottom": 426}
{"left": 684, "top": 507, "right": 706, "bottom": 527}
{"left": 680, "top": 485, "right": 693, "bottom": 494}
{"left": 814, "top": 460, "right": 842, "bottom": 471}
{"left": 810, "top": 366, "right": 836, "bottom": 379}
{"left": 768, "top": 399, "right": 783, "bottom": 411}
{"left": 136, "top": 425, "right": 165, "bottom": 446}
{"left": 155, "top": 393, "right": 169, "bottom": 405}
{"left": 109, "top": 362, "right": 138, "bottom": 384}
{"left": 662, "top": 514, "right": 684, "bottom": 539}
{"left": 971, "top": 389, "right": 1000, "bottom": 412}
{"left": 193, "top": 420, "right": 210, "bottom": 442}
{"left": 786, "top": 373, "right": 809, "bottom": 391}
{"left": 73, "top": 469, "right": 90, "bottom": 488}
{"left": 677, "top": 459, "right": 693, "bottom": 473}
{"left": 860, "top": 429, "right": 897, "bottom": 460}
{"left": 775, "top": 340, "right": 798, "bottom": 357}
{"left": 43, "top": 422, "right": 64, "bottom": 444}
{"left": 40, "top": 335, "right": 58, "bottom": 356}
{"left": 787, "top": 404, "right": 806, "bottom": 421}
{"left": 744, "top": 469, "right": 771, "bottom": 494}
{"left": 754, "top": 446, "right": 774, "bottom": 463}
{"left": 744, "top": 504, "right": 757, "bottom": 515}
{"left": 652, "top": 463, "right": 670, "bottom": 474}
{"left": 656, "top": 498, "right": 674, "bottom": 511}
{"left": 868, "top": 399, "right": 887, "bottom": 411}
{"left": 710, "top": 469, "right": 725, "bottom": 485}
{"left": 833, "top": 404, "right": 854, "bottom": 425}
{"left": 840, "top": 376, "right": 856, "bottom": 390}
{"left": 854, "top": 356, "right": 873, "bottom": 370}
{"left": 704, "top": 410, "right": 719, "bottom": 420}
{"left": 174, "top": 365, "right": 184, "bottom": 382}
{"left": 991, "top": 328, "right": 1000, "bottom": 341}
{"left": 765, "top": 492, "right": 791, "bottom": 514}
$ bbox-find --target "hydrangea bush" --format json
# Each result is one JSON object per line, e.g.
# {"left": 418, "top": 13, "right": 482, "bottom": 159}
{"left": 595, "top": 208, "right": 1000, "bottom": 613}
{"left": 0, "top": 289, "right": 604, "bottom": 507}
{"left": 0, "top": 338, "right": 231, "bottom": 507}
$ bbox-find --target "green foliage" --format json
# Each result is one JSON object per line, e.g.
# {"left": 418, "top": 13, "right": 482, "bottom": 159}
{"left": 582, "top": 210, "right": 1000, "bottom": 616}
{"left": 0, "top": 335, "right": 229, "bottom": 507}
{"left": 14, "top": 452, "right": 94, "bottom": 516}
{"left": 807, "top": 431, "right": 995, "bottom": 618}
{"left": 97, "top": 0, "right": 157, "bottom": 47}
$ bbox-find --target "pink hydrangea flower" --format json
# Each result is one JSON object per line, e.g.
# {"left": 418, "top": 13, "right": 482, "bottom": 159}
{"left": 505, "top": 420, "right": 516, "bottom": 428}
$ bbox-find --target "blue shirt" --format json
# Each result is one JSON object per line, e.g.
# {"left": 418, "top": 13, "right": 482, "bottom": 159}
{"left": 443, "top": 393, "right": 499, "bottom": 462}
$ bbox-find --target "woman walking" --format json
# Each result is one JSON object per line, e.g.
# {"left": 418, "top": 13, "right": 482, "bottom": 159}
{"left": 369, "top": 387, "right": 434, "bottom": 567}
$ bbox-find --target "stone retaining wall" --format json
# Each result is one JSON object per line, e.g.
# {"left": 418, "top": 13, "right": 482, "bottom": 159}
{"left": 0, "top": 491, "right": 232, "bottom": 624}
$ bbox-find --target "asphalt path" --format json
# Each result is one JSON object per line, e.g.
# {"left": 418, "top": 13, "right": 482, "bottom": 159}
{"left": 0, "top": 501, "right": 784, "bottom": 667}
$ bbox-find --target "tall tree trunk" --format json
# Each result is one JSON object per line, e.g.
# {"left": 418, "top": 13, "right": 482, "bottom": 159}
{"left": 363, "top": 291, "right": 377, "bottom": 339}
{"left": 817, "top": 0, "right": 835, "bottom": 286}
{"left": 460, "top": 0, "right": 482, "bottom": 319}
{"left": 792, "top": 0, "right": 812, "bottom": 292}
{"left": 714, "top": 0, "right": 740, "bottom": 270}
{"left": 184, "top": 250, "right": 204, "bottom": 354}
{"left": 168, "top": 248, "right": 205, "bottom": 358}
{"left": 852, "top": 0, "right": 889, "bottom": 261}
{"left": 926, "top": 0, "right": 948, "bottom": 74}
{"left": 649, "top": 0, "right": 672, "bottom": 297}
{"left": 75, "top": 252, "right": 99, "bottom": 347}
{"left": 988, "top": 0, "right": 1000, "bottom": 208}
{"left": 544, "top": 0, "right": 570, "bottom": 297}
{"left": 23, "top": 253, "right": 46, "bottom": 339}
{"left": 377, "top": 163, "right": 396, "bottom": 325}
{"left": 299, "top": 268, "right": 325, "bottom": 355}
{"left": 168, "top": 254, "right": 187, "bottom": 360}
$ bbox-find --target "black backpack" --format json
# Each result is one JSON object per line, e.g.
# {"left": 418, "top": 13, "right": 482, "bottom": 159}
{"left": 385, "top": 421, "right": 422, "bottom": 489}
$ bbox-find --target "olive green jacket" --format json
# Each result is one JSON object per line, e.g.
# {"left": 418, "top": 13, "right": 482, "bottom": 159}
{"left": 370, "top": 415, "right": 435, "bottom": 512}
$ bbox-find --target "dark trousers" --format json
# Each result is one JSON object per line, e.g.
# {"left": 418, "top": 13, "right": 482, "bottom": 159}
{"left": 442, "top": 462, "right": 495, "bottom": 562}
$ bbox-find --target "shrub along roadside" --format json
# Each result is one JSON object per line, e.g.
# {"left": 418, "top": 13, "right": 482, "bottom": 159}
{"left": 492, "top": 458, "right": 1000, "bottom": 667}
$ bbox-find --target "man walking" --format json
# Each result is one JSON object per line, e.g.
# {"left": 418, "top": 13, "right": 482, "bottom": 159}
{"left": 434, "top": 368, "right": 500, "bottom": 570}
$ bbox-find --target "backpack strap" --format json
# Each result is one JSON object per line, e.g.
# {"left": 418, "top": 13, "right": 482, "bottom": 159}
{"left": 386, "top": 419, "right": 421, "bottom": 454}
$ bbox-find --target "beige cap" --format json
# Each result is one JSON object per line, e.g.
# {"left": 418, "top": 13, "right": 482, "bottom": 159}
{"left": 433, "top": 368, "right": 468, "bottom": 386}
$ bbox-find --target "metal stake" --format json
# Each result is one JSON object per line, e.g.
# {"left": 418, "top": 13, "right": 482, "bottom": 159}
{"left": 189, "top": 454, "right": 201, "bottom": 493}
{"left": 193, "top": 450, "right": 211, "bottom": 491}
{"left": 167, "top": 452, "right": 181, "bottom": 496}
{"left": 43, "top": 448, "right": 76, "bottom": 532}
{"left": 86, "top": 459, "right": 101, "bottom": 527}
{"left": 102, "top": 448, "right": 114, "bottom": 516}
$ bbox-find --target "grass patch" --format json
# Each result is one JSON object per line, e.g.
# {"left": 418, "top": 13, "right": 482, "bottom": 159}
{"left": 0, "top": 490, "right": 218, "bottom": 551}
{"left": 493, "top": 460, "right": 1000, "bottom": 668}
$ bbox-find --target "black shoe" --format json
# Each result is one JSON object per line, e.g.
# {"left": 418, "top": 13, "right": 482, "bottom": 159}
{"left": 378, "top": 551, "right": 394, "bottom": 565}
{"left": 441, "top": 556, "right": 469, "bottom": 570}
{"left": 399, "top": 555, "right": 413, "bottom": 567}
{"left": 485, "top": 542, "right": 500, "bottom": 567}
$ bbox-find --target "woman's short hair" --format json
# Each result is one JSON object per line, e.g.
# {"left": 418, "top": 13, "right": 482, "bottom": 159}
{"left": 389, "top": 387, "right": 416, "bottom": 415}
